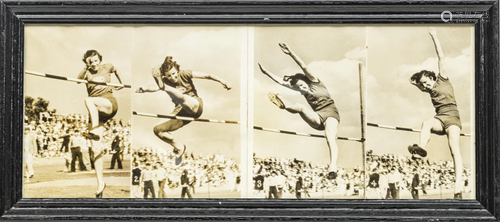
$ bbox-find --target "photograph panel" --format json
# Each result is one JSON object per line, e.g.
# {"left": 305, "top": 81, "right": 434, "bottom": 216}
{"left": 131, "top": 25, "right": 242, "bottom": 198}
{"left": 23, "top": 25, "right": 133, "bottom": 198}
{"left": 365, "top": 25, "right": 474, "bottom": 200}
{"left": 252, "top": 25, "right": 367, "bottom": 199}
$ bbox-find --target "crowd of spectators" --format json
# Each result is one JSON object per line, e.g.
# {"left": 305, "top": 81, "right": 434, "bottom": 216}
{"left": 366, "top": 152, "right": 472, "bottom": 198}
{"left": 252, "top": 156, "right": 365, "bottom": 198}
{"left": 131, "top": 147, "right": 241, "bottom": 198}
{"left": 253, "top": 152, "right": 472, "bottom": 199}
{"left": 23, "top": 113, "right": 131, "bottom": 173}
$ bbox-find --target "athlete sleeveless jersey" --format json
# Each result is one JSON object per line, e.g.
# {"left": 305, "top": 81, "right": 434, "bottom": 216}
{"left": 153, "top": 69, "right": 199, "bottom": 105}
{"left": 79, "top": 63, "right": 115, "bottom": 98}
{"left": 303, "top": 79, "right": 336, "bottom": 111}
{"left": 429, "top": 75, "right": 458, "bottom": 114}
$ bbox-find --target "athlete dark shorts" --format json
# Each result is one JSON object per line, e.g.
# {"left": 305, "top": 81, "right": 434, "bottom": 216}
{"left": 171, "top": 96, "right": 204, "bottom": 125}
{"left": 314, "top": 103, "right": 340, "bottom": 130}
{"left": 434, "top": 105, "right": 462, "bottom": 134}
{"left": 97, "top": 95, "right": 118, "bottom": 124}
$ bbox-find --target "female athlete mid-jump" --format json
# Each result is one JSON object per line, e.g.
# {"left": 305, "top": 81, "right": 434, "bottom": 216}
{"left": 77, "top": 49, "right": 125, "bottom": 198}
{"left": 408, "top": 27, "right": 464, "bottom": 199}
{"left": 136, "top": 56, "right": 232, "bottom": 164}
{"left": 258, "top": 43, "right": 341, "bottom": 180}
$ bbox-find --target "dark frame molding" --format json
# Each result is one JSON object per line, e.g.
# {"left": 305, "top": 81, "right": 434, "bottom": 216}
{"left": 1, "top": 0, "right": 498, "bottom": 220}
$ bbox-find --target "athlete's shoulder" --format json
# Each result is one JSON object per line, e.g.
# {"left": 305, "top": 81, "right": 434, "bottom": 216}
{"left": 102, "top": 63, "right": 115, "bottom": 71}
{"left": 179, "top": 69, "right": 193, "bottom": 78}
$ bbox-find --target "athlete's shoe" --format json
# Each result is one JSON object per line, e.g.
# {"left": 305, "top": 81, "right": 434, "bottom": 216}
{"left": 82, "top": 131, "right": 100, "bottom": 141}
{"left": 408, "top": 144, "right": 427, "bottom": 158}
{"left": 95, "top": 183, "right": 106, "bottom": 198}
{"left": 268, "top": 92, "right": 286, "bottom": 109}
{"left": 174, "top": 145, "right": 187, "bottom": 166}
{"left": 454, "top": 192, "right": 463, "bottom": 199}
{"left": 326, "top": 171, "right": 338, "bottom": 180}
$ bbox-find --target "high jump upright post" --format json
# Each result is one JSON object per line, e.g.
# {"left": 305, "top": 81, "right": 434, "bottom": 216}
{"left": 359, "top": 62, "right": 367, "bottom": 198}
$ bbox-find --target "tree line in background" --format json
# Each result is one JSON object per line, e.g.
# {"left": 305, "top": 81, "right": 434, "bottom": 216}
{"left": 24, "top": 96, "right": 56, "bottom": 123}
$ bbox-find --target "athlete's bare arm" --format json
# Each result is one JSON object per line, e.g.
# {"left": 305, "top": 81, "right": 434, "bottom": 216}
{"left": 429, "top": 27, "right": 448, "bottom": 79}
{"left": 279, "top": 42, "right": 318, "bottom": 83}
{"left": 192, "top": 71, "right": 232, "bottom": 90}
{"left": 258, "top": 63, "right": 293, "bottom": 89}
{"left": 135, "top": 68, "right": 163, "bottom": 93}
{"left": 76, "top": 68, "right": 87, "bottom": 80}
{"left": 112, "top": 67, "right": 125, "bottom": 91}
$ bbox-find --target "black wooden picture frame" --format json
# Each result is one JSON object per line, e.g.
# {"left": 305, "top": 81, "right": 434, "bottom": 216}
{"left": 1, "top": 0, "right": 499, "bottom": 220}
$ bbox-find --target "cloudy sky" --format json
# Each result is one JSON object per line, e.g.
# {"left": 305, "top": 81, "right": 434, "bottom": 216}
{"left": 24, "top": 25, "right": 133, "bottom": 122}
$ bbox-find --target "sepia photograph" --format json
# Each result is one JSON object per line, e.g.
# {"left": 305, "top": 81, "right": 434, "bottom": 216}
{"left": 21, "top": 24, "right": 476, "bottom": 200}
{"left": 364, "top": 25, "right": 474, "bottom": 200}
{"left": 252, "top": 26, "right": 366, "bottom": 199}
{"left": 131, "top": 26, "right": 243, "bottom": 198}
{"left": 23, "top": 25, "right": 133, "bottom": 198}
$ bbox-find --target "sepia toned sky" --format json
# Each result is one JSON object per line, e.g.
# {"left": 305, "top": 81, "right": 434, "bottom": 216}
{"left": 24, "top": 25, "right": 133, "bottom": 122}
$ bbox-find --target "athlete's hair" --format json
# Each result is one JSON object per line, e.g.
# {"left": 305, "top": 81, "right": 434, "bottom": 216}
{"left": 411, "top": 70, "right": 437, "bottom": 83}
{"left": 283, "top": 73, "right": 311, "bottom": 87}
{"left": 160, "top": 56, "right": 181, "bottom": 74}
{"left": 82, "top": 50, "right": 102, "bottom": 63}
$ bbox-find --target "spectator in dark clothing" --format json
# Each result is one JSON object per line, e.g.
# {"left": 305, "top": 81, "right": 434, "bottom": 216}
{"left": 295, "top": 176, "right": 303, "bottom": 199}
{"left": 411, "top": 169, "right": 420, "bottom": 199}
{"left": 368, "top": 168, "right": 381, "bottom": 198}
{"left": 59, "top": 129, "right": 71, "bottom": 153}
{"left": 181, "top": 169, "right": 192, "bottom": 198}
{"left": 109, "top": 135, "right": 122, "bottom": 169}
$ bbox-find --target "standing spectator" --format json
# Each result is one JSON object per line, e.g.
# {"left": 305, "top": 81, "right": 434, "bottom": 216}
{"left": 387, "top": 167, "right": 401, "bottom": 199}
{"left": 367, "top": 168, "right": 380, "bottom": 199}
{"left": 295, "top": 176, "right": 303, "bottom": 199}
{"left": 411, "top": 168, "right": 420, "bottom": 199}
{"left": 131, "top": 162, "right": 142, "bottom": 198}
{"left": 23, "top": 127, "right": 36, "bottom": 181}
{"left": 141, "top": 163, "right": 156, "bottom": 198}
{"left": 109, "top": 134, "right": 122, "bottom": 169}
{"left": 180, "top": 169, "right": 192, "bottom": 198}
{"left": 59, "top": 129, "right": 71, "bottom": 155}
{"left": 70, "top": 129, "right": 87, "bottom": 172}
{"left": 267, "top": 171, "right": 279, "bottom": 199}
{"left": 253, "top": 173, "right": 265, "bottom": 197}
{"left": 156, "top": 162, "right": 167, "bottom": 198}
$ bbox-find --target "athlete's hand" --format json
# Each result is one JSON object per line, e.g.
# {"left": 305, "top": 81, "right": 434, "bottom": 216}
{"left": 428, "top": 27, "right": 437, "bottom": 37}
{"left": 279, "top": 42, "right": 291, "bottom": 55}
{"left": 135, "top": 87, "right": 144, "bottom": 93}
{"left": 258, "top": 63, "right": 268, "bottom": 74}
{"left": 114, "top": 86, "right": 124, "bottom": 91}
{"left": 222, "top": 82, "right": 232, "bottom": 90}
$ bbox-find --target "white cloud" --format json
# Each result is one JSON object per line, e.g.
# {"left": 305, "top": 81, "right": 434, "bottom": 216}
{"left": 344, "top": 47, "right": 367, "bottom": 61}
